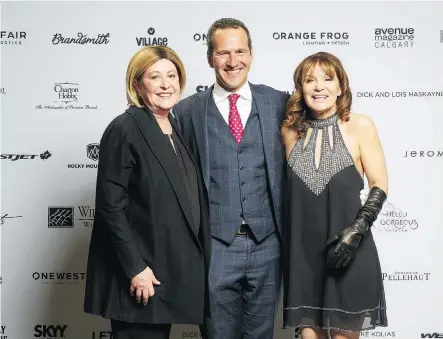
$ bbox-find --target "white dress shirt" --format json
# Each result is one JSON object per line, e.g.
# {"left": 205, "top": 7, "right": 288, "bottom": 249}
{"left": 212, "top": 81, "right": 252, "bottom": 127}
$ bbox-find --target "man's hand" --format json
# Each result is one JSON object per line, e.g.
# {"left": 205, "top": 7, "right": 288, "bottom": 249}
{"left": 129, "top": 266, "right": 161, "bottom": 306}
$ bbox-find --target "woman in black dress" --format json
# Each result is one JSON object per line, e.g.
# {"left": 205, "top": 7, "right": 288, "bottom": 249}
{"left": 281, "top": 52, "right": 388, "bottom": 339}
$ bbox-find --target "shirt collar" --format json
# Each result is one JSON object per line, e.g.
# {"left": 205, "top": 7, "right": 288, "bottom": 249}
{"left": 213, "top": 81, "right": 252, "bottom": 104}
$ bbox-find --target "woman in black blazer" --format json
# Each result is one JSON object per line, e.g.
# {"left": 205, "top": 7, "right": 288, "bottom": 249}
{"left": 84, "top": 46, "right": 211, "bottom": 339}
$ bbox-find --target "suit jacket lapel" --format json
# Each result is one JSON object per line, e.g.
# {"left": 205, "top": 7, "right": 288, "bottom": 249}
{"left": 127, "top": 106, "right": 197, "bottom": 239}
{"left": 190, "top": 89, "right": 211, "bottom": 191}
{"left": 251, "top": 84, "right": 277, "bottom": 193}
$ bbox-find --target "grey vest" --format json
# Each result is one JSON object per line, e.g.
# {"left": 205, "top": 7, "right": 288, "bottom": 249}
{"left": 207, "top": 95, "right": 276, "bottom": 243}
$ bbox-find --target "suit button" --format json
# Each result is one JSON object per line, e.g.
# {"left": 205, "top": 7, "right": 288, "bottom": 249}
{"left": 241, "top": 182, "right": 245, "bottom": 186}
{"left": 240, "top": 213, "right": 244, "bottom": 218}
{"left": 238, "top": 150, "right": 243, "bottom": 154}
{"left": 240, "top": 166, "right": 245, "bottom": 170}
{"left": 242, "top": 197, "right": 246, "bottom": 201}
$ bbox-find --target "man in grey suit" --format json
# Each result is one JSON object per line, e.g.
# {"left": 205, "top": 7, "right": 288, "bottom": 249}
{"left": 173, "top": 18, "right": 289, "bottom": 339}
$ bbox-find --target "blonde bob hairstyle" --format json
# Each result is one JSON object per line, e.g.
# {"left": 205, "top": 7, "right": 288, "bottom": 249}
{"left": 282, "top": 51, "right": 352, "bottom": 138}
{"left": 126, "top": 46, "right": 186, "bottom": 108}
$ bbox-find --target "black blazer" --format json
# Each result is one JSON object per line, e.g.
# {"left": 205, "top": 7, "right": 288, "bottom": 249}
{"left": 84, "top": 106, "right": 211, "bottom": 324}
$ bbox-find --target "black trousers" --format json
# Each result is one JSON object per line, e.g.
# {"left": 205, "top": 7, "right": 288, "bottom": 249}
{"left": 111, "top": 320, "right": 171, "bottom": 339}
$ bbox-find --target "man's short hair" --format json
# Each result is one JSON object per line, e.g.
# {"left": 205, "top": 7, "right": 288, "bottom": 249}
{"left": 207, "top": 18, "right": 252, "bottom": 59}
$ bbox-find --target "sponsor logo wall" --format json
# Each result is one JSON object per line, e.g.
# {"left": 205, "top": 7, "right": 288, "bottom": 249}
{"left": 35, "top": 82, "right": 98, "bottom": 110}
{"left": 0, "top": 30, "right": 26, "bottom": 45}
{"left": 372, "top": 201, "right": 419, "bottom": 233}
{"left": 1, "top": 2, "right": 442, "bottom": 339}
{"left": 1, "top": 214, "right": 23, "bottom": 225}
{"left": 1, "top": 151, "right": 52, "bottom": 161}
{"left": 52, "top": 33, "right": 110, "bottom": 45}
{"left": 421, "top": 334, "right": 443, "bottom": 339}
{"left": 47, "top": 205, "right": 95, "bottom": 228}
{"left": 0, "top": 326, "right": 7, "bottom": 339}
{"left": 67, "top": 144, "right": 100, "bottom": 169}
{"left": 374, "top": 27, "right": 415, "bottom": 48}
{"left": 136, "top": 27, "right": 168, "bottom": 46}
{"left": 33, "top": 325, "right": 68, "bottom": 339}
{"left": 361, "top": 330, "right": 396, "bottom": 338}
{"left": 272, "top": 31, "right": 350, "bottom": 46}
{"left": 193, "top": 33, "right": 208, "bottom": 45}
{"left": 91, "top": 331, "right": 113, "bottom": 339}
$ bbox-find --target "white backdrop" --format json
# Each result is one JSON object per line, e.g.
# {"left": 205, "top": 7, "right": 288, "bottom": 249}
{"left": 1, "top": 1, "right": 443, "bottom": 339}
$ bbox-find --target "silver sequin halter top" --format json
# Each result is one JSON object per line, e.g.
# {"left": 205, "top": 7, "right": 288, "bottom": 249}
{"left": 287, "top": 113, "right": 357, "bottom": 196}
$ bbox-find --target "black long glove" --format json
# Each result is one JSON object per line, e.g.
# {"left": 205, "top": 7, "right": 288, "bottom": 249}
{"left": 326, "top": 186, "right": 387, "bottom": 269}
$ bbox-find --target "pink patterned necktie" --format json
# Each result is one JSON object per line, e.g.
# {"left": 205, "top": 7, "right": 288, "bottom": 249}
{"left": 228, "top": 94, "right": 244, "bottom": 144}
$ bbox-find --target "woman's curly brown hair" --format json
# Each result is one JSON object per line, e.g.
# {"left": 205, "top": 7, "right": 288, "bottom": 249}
{"left": 282, "top": 52, "right": 352, "bottom": 138}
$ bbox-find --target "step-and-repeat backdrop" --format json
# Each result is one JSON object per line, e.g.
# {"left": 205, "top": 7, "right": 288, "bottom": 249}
{"left": 1, "top": 1, "right": 443, "bottom": 339}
